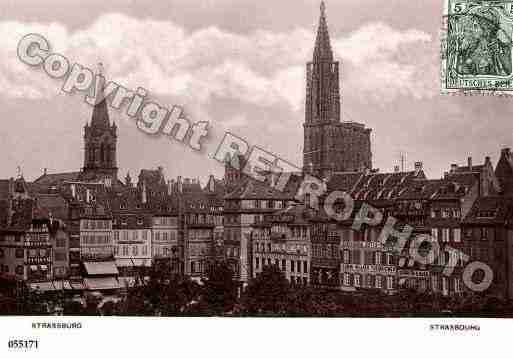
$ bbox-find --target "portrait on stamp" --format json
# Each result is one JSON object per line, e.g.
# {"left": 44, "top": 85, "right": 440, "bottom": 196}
{"left": 444, "top": 0, "right": 513, "bottom": 92}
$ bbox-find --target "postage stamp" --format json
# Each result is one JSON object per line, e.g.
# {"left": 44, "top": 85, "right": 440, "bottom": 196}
{"left": 441, "top": 0, "right": 513, "bottom": 94}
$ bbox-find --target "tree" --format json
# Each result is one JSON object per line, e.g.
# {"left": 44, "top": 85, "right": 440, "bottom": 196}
{"left": 199, "top": 261, "right": 238, "bottom": 315}
{"left": 118, "top": 260, "right": 200, "bottom": 316}
{"left": 241, "top": 264, "right": 291, "bottom": 316}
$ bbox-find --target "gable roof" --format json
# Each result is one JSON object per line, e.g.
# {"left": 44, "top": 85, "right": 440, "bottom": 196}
{"left": 33, "top": 172, "right": 81, "bottom": 186}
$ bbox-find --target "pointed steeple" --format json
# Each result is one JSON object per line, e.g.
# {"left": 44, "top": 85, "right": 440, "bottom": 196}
{"left": 90, "top": 62, "right": 110, "bottom": 129}
{"left": 313, "top": 1, "right": 333, "bottom": 62}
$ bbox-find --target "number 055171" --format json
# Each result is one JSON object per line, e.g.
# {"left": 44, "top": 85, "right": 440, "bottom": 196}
{"left": 8, "top": 339, "right": 38, "bottom": 350}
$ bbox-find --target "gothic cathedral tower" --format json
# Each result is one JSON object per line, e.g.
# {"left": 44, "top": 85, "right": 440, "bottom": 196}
{"left": 303, "top": 2, "right": 372, "bottom": 178}
{"left": 80, "top": 64, "right": 118, "bottom": 184}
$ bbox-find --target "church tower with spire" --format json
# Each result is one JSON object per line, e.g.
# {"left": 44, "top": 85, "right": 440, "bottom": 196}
{"left": 80, "top": 63, "right": 118, "bottom": 184}
{"left": 303, "top": 2, "right": 372, "bottom": 178}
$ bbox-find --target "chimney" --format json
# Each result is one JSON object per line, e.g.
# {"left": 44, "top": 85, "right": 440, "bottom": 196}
{"left": 467, "top": 157, "right": 472, "bottom": 171}
{"left": 8, "top": 177, "right": 14, "bottom": 197}
{"left": 414, "top": 162, "right": 423, "bottom": 172}
{"left": 43, "top": 168, "right": 47, "bottom": 176}
{"left": 394, "top": 165, "right": 400, "bottom": 173}
{"left": 141, "top": 181, "right": 147, "bottom": 204}
{"left": 485, "top": 156, "right": 491, "bottom": 165}
{"left": 450, "top": 164, "right": 458, "bottom": 173}
{"left": 208, "top": 175, "right": 215, "bottom": 192}
{"left": 177, "top": 176, "right": 183, "bottom": 193}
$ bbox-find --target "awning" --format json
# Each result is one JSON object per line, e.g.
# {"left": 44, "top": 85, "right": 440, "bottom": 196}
{"left": 115, "top": 258, "right": 151, "bottom": 267}
{"left": 29, "top": 282, "right": 55, "bottom": 292}
{"left": 84, "top": 261, "right": 119, "bottom": 276}
{"left": 29, "top": 281, "right": 73, "bottom": 292}
{"left": 70, "top": 281, "right": 85, "bottom": 290}
{"left": 84, "top": 277, "right": 121, "bottom": 290}
{"left": 52, "top": 281, "right": 72, "bottom": 290}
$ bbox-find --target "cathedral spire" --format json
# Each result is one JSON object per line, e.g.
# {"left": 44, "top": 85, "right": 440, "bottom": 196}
{"left": 90, "top": 62, "right": 111, "bottom": 129}
{"left": 313, "top": 1, "right": 333, "bottom": 62}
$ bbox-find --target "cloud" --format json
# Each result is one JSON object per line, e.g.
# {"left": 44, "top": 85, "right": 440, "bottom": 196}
{"left": 0, "top": 14, "right": 434, "bottom": 113}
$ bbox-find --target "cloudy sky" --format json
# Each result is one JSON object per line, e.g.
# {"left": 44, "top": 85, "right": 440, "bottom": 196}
{"left": 2, "top": 0, "right": 513, "bottom": 183}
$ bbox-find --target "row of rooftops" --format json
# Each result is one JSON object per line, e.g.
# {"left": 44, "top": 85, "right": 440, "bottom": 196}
{"left": 2, "top": 147, "right": 513, "bottom": 229}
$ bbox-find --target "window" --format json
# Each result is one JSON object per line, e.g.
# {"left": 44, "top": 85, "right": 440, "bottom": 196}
{"left": 432, "top": 276, "right": 438, "bottom": 292}
{"left": 366, "top": 274, "right": 373, "bottom": 287}
{"left": 256, "top": 257, "right": 260, "bottom": 269}
{"left": 0, "top": 249, "right": 3, "bottom": 258}
{"left": 303, "top": 261, "right": 307, "bottom": 274}
{"left": 480, "top": 228, "right": 488, "bottom": 241}
{"left": 132, "top": 246, "right": 138, "bottom": 256}
{"left": 354, "top": 274, "right": 361, "bottom": 287}
{"left": 282, "top": 259, "right": 286, "bottom": 271}
{"left": 15, "top": 265, "right": 24, "bottom": 275}
{"left": 375, "top": 275, "right": 382, "bottom": 289}
{"left": 290, "top": 260, "right": 295, "bottom": 272}
{"left": 386, "top": 276, "right": 394, "bottom": 290}
{"left": 15, "top": 249, "right": 24, "bottom": 259}
{"left": 56, "top": 237, "right": 66, "bottom": 247}
{"left": 363, "top": 251, "right": 374, "bottom": 265}
{"left": 375, "top": 251, "right": 382, "bottom": 265}
{"left": 453, "top": 228, "right": 461, "bottom": 243}
{"left": 343, "top": 249, "right": 350, "bottom": 264}
{"left": 454, "top": 277, "right": 461, "bottom": 293}
{"left": 343, "top": 273, "right": 350, "bottom": 286}
{"left": 441, "top": 228, "right": 450, "bottom": 242}
{"left": 431, "top": 228, "right": 438, "bottom": 241}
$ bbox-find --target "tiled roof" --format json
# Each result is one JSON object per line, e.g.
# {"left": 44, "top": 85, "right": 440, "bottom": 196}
{"left": 225, "top": 175, "right": 301, "bottom": 200}
{"left": 463, "top": 197, "right": 513, "bottom": 225}
{"left": 0, "top": 180, "right": 10, "bottom": 198}
{"left": 350, "top": 170, "right": 426, "bottom": 201}
{"left": 396, "top": 179, "right": 445, "bottom": 200}
{"left": 326, "top": 172, "right": 363, "bottom": 192}
{"left": 83, "top": 261, "right": 119, "bottom": 276}
{"left": 272, "top": 204, "right": 312, "bottom": 225}
{"left": 32, "top": 172, "right": 81, "bottom": 186}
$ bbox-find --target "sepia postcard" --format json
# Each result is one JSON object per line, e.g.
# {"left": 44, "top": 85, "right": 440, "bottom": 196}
{"left": 1, "top": 0, "right": 512, "bottom": 356}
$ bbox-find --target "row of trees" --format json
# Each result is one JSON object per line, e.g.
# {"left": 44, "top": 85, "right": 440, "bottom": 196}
{"left": 2, "top": 262, "right": 513, "bottom": 317}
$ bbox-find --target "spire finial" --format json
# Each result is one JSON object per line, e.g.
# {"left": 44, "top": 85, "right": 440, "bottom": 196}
{"left": 313, "top": 1, "right": 333, "bottom": 62}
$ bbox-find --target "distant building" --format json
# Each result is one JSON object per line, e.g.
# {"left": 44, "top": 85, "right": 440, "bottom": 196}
{"left": 303, "top": 3, "right": 372, "bottom": 178}
{"left": 251, "top": 205, "right": 311, "bottom": 286}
